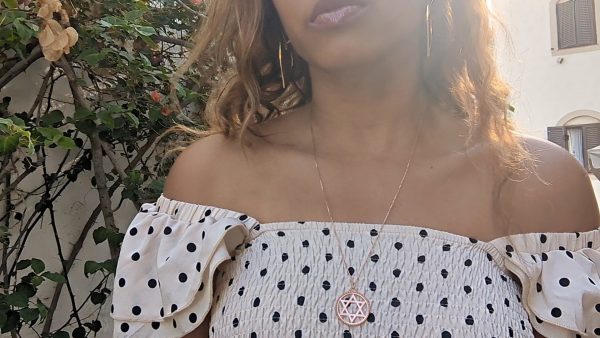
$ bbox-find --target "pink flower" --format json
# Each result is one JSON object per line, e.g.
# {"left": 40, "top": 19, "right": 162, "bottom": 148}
{"left": 161, "top": 106, "right": 173, "bottom": 116}
{"left": 190, "top": 0, "right": 203, "bottom": 5}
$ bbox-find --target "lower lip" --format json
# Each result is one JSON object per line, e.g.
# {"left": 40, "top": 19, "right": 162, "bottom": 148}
{"left": 309, "top": 5, "right": 367, "bottom": 29}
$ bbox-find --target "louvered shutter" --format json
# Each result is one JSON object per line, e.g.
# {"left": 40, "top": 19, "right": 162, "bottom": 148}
{"left": 548, "top": 126, "right": 568, "bottom": 149}
{"left": 583, "top": 123, "right": 600, "bottom": 170}
{"left": 558, "top": 0, "right": 578, "bottom": 49}
{"left": 575, "top": 0, "right": 598, "bottom": 47}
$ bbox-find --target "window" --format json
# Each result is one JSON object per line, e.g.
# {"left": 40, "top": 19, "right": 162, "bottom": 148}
{"left": 556, "top": 0, "right": 598, "bottom": 49}
{"left": 548, "top": 123, "right": 600, "bottom": 170}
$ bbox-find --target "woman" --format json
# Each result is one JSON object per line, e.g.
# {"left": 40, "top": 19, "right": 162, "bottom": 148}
{"left": 110, "top": 0, "right": 600, "bottom": 337}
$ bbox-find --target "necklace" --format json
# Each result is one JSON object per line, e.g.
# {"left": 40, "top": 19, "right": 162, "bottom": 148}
{"left": 308, "top": 105, "right": 424, "bottom": 327}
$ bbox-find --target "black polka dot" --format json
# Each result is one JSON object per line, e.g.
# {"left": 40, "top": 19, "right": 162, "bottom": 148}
{"left": 250, "top": 333, "right": 257, "bottom": 338}
{"left": 371, "top": 254, "right": 379, "bottom": 263}
{"left": 186, "top": 243, "right": 196, "bottom": 252}
{"left": 151, "top": 322, "right": 160, "bottom": 330}
{"left": 147, "top": 226, "right": 154, "bottom": 235}
{"left": 348, "top": 267, "right": 355, "bottom": 275}
{"left": 129, "top": 227, "right": 138, "bottom": 236}
{"left": 369, "top": 281, "right": 377, "bottom": 291}
{"left": 295, "top": 330, "right": 302, "bottom": 337}
{"left": 393, "top": 269, "right": 401, "bottom": 277}
{"left": 118, "top": 278, "right": 126, "bottom": 287}
{"left": 277, "top": 280, "right": 285, "bottom": 290}
{"left": 465, "top": 315, "right": 474, "bottom": 325}
{"left": 595, "top": 303, "right": 600, "bottom": 312}
{"left": 464, "top": 259, "right": 472, "bottom": 266}
{"left": 391, "top": 297, "right": 401, "bottom": 307}
{"left": 302, "top": 265, "right": 310, "bottom": 274}
{"left": 302, "top": 240, "right": 309, "bottom": 247}
{"left": 391, "top": 331, "right": 400, "bottom": 338}
{"left": 171, "top": 304, "right": 178, "bottom": 312}
{"left": 464, "top": 285, "right": 472, "bottom": 294}
{"left": 551, "top": 307, "right": 562, "bottom": 318}
{"left": 120, "top": 323, "right": 129, "bottom": 332}
{"left": 179, "top": 273, "right": 187, "bottom": 283}
{"left": 131, "top": 252, "right": 140, "bottom": 261}
{"left": 416, "top": 314, "right": 424, "bottom": 324}
{"left": 417, "top": 255, "right": 426, "bottom": 263}
{"left": 487, "top": 303, "right": 494, "bottom": 313}
{"left": 238, "top": 287, "right": 245, "bottom": 296}
{"left": 367, "top": 313, "right": 375, "bottom": 322}
{"left": 164, "top": 226, "right": 172, "bottom": 235}
{"left": 132, "top": 306, "right": 141, "bottom": 315}
{"left": 322, "top": 280, "right": 331, "bottom": 290}
{"left": 319, "top": 312, "right": 328, "bottom": 323}
{"left": 347, "top": 240, "right": 355, "bottom": 248}
{"left": 272, "top": 311, "right": 280, "bottom": 322}
{"left": 442, "top": 244, "right": 451, "bottom": 251}
{"left": 277, "top": 231, "right": 285, "bottom": 237}
{"left": 189, "top": 313, "right": 197, "bottom": 323}
{"left": 394, "top": 242, "right": 403, "bottom": 250}
{"left": 540, "top": 234, "right": 547, "bottom": 243}
{"left": 416, "top": 283, "right": 424, "bottom": 292}
{"left": 419, "top": 229, "right": 428, "bottom": 238}
{"left": 441, "top": 269, "right": 448, "bottom": 278}
{"left": 559, "top": 278, "right": 570, "bottom": 287}
{"left": 282, "top": 253, "right": 288, "bottom": 262}
{"left": 232, "top": 318, "right": 239, "bottom": 327}
{"left": 196, "top": 262, "right": 202, "bottom": 272}
{"left": 260, "top": 268, "right": 268, "bottom": 276}
{"left": 536, "top": 283, "right": 542, "bottom": 292}
{"left": 343, "top": 330, "right": 352, "bottom": 338}
{"left": 440, "top": 297, "right": 448, "bottom": 307}
{"left": 262, "top": 243, "right": 268, "bottom": 250}
{"left": 485, "top": 276, "right": 492, "bottom": 285}
{"left": 504, "top": 298, "right": 510, "bottom": 307}
{"left": 322, "top": 228, "right": 330, "bottom": 235}
{"left": 441, "top": 331, "right": 451, "bottom": 338}
{"left": 594, "top": 328, "right": 600, "bottom": 335}
{"left": 325, "top": 253, "right": 332, "bottom": 262}
{"left": 297, "top": 296, "right": 305, "bottom": 305}
{"left": 253, "top": 297, "right": 260, "bottom": 307}
{"left": 370, "top": 229, "right": 379, "bottom": 236}
{"left": 541, "top": 252, "right": 548, "bottom": 261}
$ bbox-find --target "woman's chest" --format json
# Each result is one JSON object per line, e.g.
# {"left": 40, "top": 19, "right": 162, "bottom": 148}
{"left": 208, "top": 226, "right": 533, "bottom": 338}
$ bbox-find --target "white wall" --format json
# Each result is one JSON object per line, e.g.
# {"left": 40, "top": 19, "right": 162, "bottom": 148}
{"left": 492, "top": 0, "right": 600, "bottom": 138}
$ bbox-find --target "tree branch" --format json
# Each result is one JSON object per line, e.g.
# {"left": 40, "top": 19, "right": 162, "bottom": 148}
{"left": 0, "top": 45, "right": 43, "bottom": 90}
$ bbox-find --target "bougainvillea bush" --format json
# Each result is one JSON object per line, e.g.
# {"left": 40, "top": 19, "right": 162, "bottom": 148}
{"left": 0, "top": 0, "right": 207, "bottom": 336}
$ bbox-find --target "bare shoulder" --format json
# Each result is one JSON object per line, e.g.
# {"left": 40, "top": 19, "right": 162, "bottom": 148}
{"left": 162, "top": 133, "right": 251, "bottom": 207}
{"left": 507, "top": 133, "right": 600, "bottom": 234}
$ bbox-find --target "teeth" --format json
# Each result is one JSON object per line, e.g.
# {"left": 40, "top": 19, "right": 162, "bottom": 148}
{"left": 314, "top": 5, "right": 362, "bottom": 24}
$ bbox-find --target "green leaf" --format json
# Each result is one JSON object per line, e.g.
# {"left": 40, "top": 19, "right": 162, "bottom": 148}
{"left": 56, "top": 136, "right": 76, "bottom": 149}
{"left": 74, "top": 106, "right": 95, "bottom": 121}
{"left": 92, "top": 226, "right": 108, "bottom": 244}
{"left": 2, "top": 0, "right": 18, "bottom": 9}
{"left": 125, "top": 10, "right": 145, "bottom": 22}
{"left": 37, "top": 299, "right": 49, "bottom": 319}
{"left": 52, "top": 331, "right": 70, "bottom": 338}
{"left": 13, "top": 18, "right": 34, "bottom": 43}
{"left": 30, "top": 258, "right": 45, "bottom": 274}
{"left": 0, "top": 134, "right": 20, "bottom": 155}
{"left": 30, "top": 275, "right": 44, "bottom": 287}
{"left": 125, "top": 112, "right": 140, "bottom": 127}
{"left": 16, "top": 259, "right": 30, "bottom": 270}
{"left": 100, "top": 259, "right": 117, "bottom": 274}
{"left": 90, "top": 291, "right": 106, "bottom": 305}
{"left": 42, "top": 271, "right": 67, "bottom": 283}
{"left": 40, "top": 110, "right": 65, "bottom": 127}
{"left": 19, "top": 307, "right": 39, "bottom": 322}
{"left": 83, "top": 261, "right": 102, "bottom": 277}
{"left": 133, "top": 25, "right": 156, "bottom": 37}
{"left": 5, "top": 291, "right": 28, "bottom": 307}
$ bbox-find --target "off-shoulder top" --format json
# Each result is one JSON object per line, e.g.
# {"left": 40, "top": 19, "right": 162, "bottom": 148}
{"left": 110, "top": 193, "right": 600, "bottom": 337}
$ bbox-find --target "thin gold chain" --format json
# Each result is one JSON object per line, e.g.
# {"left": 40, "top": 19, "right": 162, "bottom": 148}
{"left": 308, "top": 105, "right": 424, "bottom": 290}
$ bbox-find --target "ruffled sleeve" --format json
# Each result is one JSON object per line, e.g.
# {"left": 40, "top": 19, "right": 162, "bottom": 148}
{"left": 110, "top": 193, "right": 259, "bottom": 338}
{"left": 491, "top": 228, "right": 600, "bottom": 337}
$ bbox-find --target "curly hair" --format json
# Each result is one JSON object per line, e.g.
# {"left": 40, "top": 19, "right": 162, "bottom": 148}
{"left": 164, "top": 0, "right": 539, "bottom": 235}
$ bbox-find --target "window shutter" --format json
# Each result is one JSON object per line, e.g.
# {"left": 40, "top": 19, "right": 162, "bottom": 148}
{"left": 583, "top": 123, "right": 600, "bottom": 169}
{"left": 548, "top": 126, "right": 568, "bottom": 149}
{"left": 558, "top": 0, "right": 578, "bottom": 49}
{"left": 575, "top": 0, "right": 598, "bottom": 47}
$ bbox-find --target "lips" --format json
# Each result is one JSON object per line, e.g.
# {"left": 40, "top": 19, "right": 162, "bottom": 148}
{"left": 309, "top": 0, "right": 368, "bottom": 23}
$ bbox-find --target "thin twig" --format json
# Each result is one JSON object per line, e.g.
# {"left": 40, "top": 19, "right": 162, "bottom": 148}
{"left": 0, "top": 45, "right": 43, "bottom": 89}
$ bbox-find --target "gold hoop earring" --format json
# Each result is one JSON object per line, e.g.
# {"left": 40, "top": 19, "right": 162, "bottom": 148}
{"left": 426, "top": 0, "right": 435, "bottom": 58}
{"left": 278, "top": 40, "right": 287, "bottom": 89}
{"left": 278, "top": 36, "right": 294, "bottom": 89}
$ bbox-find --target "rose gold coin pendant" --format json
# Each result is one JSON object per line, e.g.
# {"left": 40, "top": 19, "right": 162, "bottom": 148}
{"left": 335, "top": 288, "right": 371, "bottom": 326}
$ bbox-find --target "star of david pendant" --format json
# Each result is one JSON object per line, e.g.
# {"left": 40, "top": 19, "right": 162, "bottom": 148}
{"left": 335, "top": 289, "right": 371, "bottom": 326}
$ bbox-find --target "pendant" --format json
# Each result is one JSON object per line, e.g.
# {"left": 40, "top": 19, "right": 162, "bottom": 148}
{"left": 335, "top": 288, "right": 370, "bottom": 326}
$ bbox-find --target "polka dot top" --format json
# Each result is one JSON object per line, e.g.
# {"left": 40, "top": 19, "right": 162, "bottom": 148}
{"left": 111, "top": 194, "right": 600, "bottom": 338}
